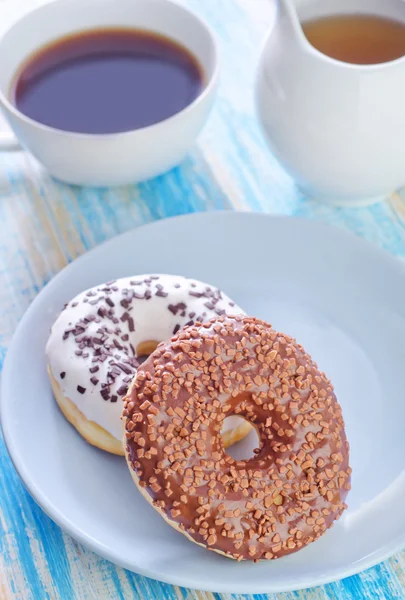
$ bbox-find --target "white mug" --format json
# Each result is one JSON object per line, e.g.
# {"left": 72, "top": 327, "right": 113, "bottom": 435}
{"left": 0, "top": 0, "right": 219, "bottom": 186}
{"left": 256, "top": 0, "right": 405, "bottom": 207}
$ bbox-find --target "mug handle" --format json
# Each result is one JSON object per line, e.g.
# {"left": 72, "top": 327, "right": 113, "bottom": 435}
{"left": 0, "top": 131, "right": 21, "bottom": 151}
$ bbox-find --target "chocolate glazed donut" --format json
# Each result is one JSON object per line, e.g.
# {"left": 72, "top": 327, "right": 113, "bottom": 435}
{"left": 123, "top": 316, "right": 351, "bottom": 561}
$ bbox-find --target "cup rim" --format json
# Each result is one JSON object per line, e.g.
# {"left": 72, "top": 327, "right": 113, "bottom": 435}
{"left": 0, "top": 0, "right": 220, "bottom": 139}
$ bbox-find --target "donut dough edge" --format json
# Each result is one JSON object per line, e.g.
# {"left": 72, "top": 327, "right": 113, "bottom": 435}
{"left": 48, "top": 368, "right": 124, "bottom": 455}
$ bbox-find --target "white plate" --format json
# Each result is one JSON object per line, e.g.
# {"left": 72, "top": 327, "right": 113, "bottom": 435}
{"left": 2, "top": 212, "right": 405, "bottom": 594}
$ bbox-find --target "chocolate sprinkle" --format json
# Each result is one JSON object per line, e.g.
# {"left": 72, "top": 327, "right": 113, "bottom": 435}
{"left": 60, "top": 372, "right": 66, "bottom": 379}
{"left": 116, "top": 362, "right": 132, "bottom": 375}
{"left": 77, "top": 385, "right": 86, "bottom": 394}
{"left": 168, "top": 302, "right": 187, "bottom": 315}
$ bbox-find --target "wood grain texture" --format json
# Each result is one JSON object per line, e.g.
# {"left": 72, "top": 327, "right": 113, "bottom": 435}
{"left": 1, "top": 0, "right": 405, "bottom": 598}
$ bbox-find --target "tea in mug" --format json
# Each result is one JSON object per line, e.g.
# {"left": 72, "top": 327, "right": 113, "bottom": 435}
{"left": 302, "top": 14, "right": 405, "bottom": 65}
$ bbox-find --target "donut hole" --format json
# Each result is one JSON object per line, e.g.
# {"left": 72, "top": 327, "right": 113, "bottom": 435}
{"left": 136, "top": 340, "right": 159, "bottom": 364}
{"left": 222, "top": 416, "right": 261, "bottom": 461}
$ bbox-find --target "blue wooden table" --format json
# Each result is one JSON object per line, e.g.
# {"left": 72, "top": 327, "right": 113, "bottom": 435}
{"left": 1, "top": 0, "right": 405, "bottom": 598}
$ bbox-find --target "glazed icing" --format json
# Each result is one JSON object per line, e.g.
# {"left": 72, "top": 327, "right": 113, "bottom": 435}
{"left": 46, "top": 275, "right": 244, "bottom": 440}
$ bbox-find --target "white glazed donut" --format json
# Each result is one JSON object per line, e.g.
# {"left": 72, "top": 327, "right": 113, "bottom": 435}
{"left": 46, "top": 275, "right": 249, "bottom": 455}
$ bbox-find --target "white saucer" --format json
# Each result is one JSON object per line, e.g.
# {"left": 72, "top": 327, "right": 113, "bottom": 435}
{"left": 2, "top": 212, "right": 405, "bottom": 594}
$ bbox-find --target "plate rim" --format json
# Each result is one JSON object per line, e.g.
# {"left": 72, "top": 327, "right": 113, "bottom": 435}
{"left": 2, "top": 211, "right": 405, "bottom": 593}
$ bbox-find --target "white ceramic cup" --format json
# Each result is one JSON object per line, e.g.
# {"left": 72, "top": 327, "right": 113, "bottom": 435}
{"left": 256, "top": 0, "right": 405, "bottom": 207}
{"left": 0, "top": 0, "right": 219, "bottom": 186}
